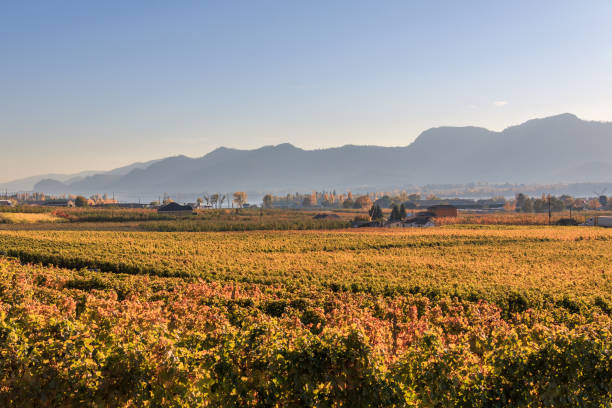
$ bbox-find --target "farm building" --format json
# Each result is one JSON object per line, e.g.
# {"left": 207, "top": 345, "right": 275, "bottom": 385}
{"left": 427, "top": 205, "right": 457, "bottom": 217}
{"left": 351, "top": 220, "right": 384, "bottom": 228}
{"left": 402, "top": 216, "right": 435, "bottom": 228}
{"left": 157, "top": 202, "right": 194, "bottom": 215}
{"left": 117, "top": 203, "right": 148, "bottom": 209}
{"left": 0, "top": 200, "right": 14, "bottom": 206}
{"left": 384, "top": 211, "right": 435, "bottom": 228}
{"left": 41, "top": 199, "right": 74, "bottom": 207}
{"left": 313, "top": 213, "right": 341, "bottom": 219}
{"left": 582, "top": 216, "right": 612, "bottom": 227}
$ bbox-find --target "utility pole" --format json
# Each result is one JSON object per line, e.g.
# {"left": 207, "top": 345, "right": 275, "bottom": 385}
{"left": 547, "top": 194, "right": 551, "bottom": 225}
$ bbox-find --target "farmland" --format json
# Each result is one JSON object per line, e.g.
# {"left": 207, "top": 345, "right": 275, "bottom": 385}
{"left": 0, "top": 207, "right": 352, "bottom": 231}
{"left": 0, "top": 219, "right": 610, "bottom": 406}
{"left": 0, "top": 212, "right": 65, "bottom": 224}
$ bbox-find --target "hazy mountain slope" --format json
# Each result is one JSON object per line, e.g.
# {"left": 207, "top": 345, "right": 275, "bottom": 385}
{"left": 3, "top": 159, "right": 161, "bottom": 192}
{"left": 31, "top": 114, "right": 612, "bottom": 195}
{"left": 0, "top": 171, "right": 99, "bottom": 192}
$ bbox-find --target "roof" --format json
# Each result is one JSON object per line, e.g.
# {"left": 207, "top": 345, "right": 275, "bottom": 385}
{"left": 352, "top": 220, "right": 383, "bottom": 228}
{"left": 404, "top": 217, "right": 435, "bottom": 226}
{"left": 427, "top": 205, "right": 457, "bottom": 210}
{"left": 313, "top": 213, "right": 341, "bottom": 219}
{"left": 158, "top": 202, "right": 193, "bottom": 212}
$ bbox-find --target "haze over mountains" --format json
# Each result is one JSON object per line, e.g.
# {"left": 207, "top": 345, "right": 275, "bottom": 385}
{"left": 1, "top": 160, "right": 162, "bottom": 192}
{"left": 4, "top": 114, "right": 611, "bottom": 197}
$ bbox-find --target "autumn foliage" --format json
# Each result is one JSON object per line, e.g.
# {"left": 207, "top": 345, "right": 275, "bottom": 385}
{"left": 0, "top": 226, "right": 610, "bottom": 406}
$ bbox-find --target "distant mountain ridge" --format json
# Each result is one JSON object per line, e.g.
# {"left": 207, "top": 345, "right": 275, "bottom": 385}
{"left": 19, "top": 114, "right": 612, "bottom": 196}
{"left": 1, "top": 159, "right": 162, "bottom": 192}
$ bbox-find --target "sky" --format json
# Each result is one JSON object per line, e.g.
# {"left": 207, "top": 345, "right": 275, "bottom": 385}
{"left": 1, "top": 0, "right": 612, "bottom": 182}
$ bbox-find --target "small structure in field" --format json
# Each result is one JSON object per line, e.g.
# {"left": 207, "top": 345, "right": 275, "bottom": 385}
{"left": 0, "top": 200, "right": 14, "bottom": 206}
{"left": 42, "top": 199, "right": 74, "bottom": 207}
{"left": 427, "top": 205, "right": 457, "bottom": 217}
{"left": 313, "top": 213, "right": 341, "bottom": 219}
{"left": 582, "top": 216, "right": 612, "bottom": 228}
{"left": 382, "top": 212, "right": 435, "bottom": 228}
{"left": 402, "top": 215, "right": 435, "bottom": 228}
{"left": 556, "top": 218, "right": 579, "bottom": 226}
{"left": 96, "top": 203, "right": 148, "bottom": 209}
{"left": 157, "top": 202, "right": 194, "bottom": 215}
{"left": 352, "top": 219, "right": 384, "bottom": 228}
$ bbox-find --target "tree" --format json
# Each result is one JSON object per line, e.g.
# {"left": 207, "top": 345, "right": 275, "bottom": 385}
{"left": 321, "top": 192, "right": 334, "bottom": 207}
{"left": 389, "top": 205, "right": 400, "bottom": 221}
{"left": 210, "top": 194, "right": 219, "bottom": 208}
{"left": 550, "top": 196, "right": 564, "bottom": 212}
{"left": 374, "top": 195, "right": 392, "bottom": 208}
{"left": 233, "top": 192, "right": 247, "bottom": 208}
{"left": 219, "top": 194, "right": 226, "bottom": 209}
{"left": 354, "top": 195, "right": 373, "bottom": 209}
{"left": 203, "top": 194, "right": 211, "bottom": 207}
{"left": 399, "top": 203, "right": 407, "bottom": 220}
{"left": 263, "top": 194, "right": 273, "bottom": 209}
{"left": 533, "top": 196, "right": 547, "bottom": 213}
{"left": 599, "top": 195, "right": 608, "bottom": 207}
{"left": 523, "top": 198, "right": 534, "bottom": 213}
{"left": 587, "top": 198, "right": 601, "bottom": 210}
{"left": 302, "top": 195, "right": 315, "bottom": 207}
{"left": 310, "top": 192, "right": 317, "bottom": 206}
{"left": 560, "top": 195, "right": 574, "bottom": 209}
{"left": 196, "top": 197, "right": 203, "bottom": 207}
{"left": 75, "top": 196, "right": 89, "bottom": 207}
{"left": 368, "top": 204, "right": 383, "bottom": 220}
{"left": 342, "top": 199, "right": 354, "bottom": 209}
{"left": 515, "top": 193, "right": 527, "bottom": 212}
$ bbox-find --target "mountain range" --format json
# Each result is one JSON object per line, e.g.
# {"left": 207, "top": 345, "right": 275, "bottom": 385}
{"left": 0, "top": 159, "right": 162, "bottom": 192}
{"left": 3, "top": 113, "right": 611, "bottom": 197}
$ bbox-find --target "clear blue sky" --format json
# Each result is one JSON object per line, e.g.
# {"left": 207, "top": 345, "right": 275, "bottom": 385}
{"left": 1, "top": 1, "right": 611, "bottom": 181}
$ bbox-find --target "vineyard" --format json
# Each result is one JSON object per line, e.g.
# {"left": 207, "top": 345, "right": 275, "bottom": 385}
{"left": 0, "top": 212, "right": 65, "bottom": 224}
{"left": 0, "top": 226, "right": 610, "bottom": 406}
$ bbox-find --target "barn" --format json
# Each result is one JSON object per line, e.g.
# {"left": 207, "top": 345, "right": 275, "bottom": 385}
{"left": 157, "top": 202, "right": 194, "bottom": 215}
{"left": 427, "top": 205, "right": 458, "bottom": 217}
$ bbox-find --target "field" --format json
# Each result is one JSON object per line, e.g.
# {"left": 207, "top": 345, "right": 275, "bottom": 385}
{"left": 0, "top": 213, "right": 610, "bottom": 406}
{"left": 0, "top": 207, "right": 352, "bottom": 231}
{"left": 436, "top": 211, "right": 612, "bottom": 226}
{"left": 0, "top": 212, "right": 65, "bottom": 224}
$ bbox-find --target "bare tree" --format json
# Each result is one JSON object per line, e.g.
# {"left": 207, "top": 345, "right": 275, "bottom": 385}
{"left": 233, "top": 192, "right": 247, "bottom": 208}
{"left": 203, "top": 193, "right": 211, "bottom": 207}
{"left": 263, "top": 194, "right": 273, "bottom": 209}
{"left": 219, "top": 194, "right": 226, "bottom": 209}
